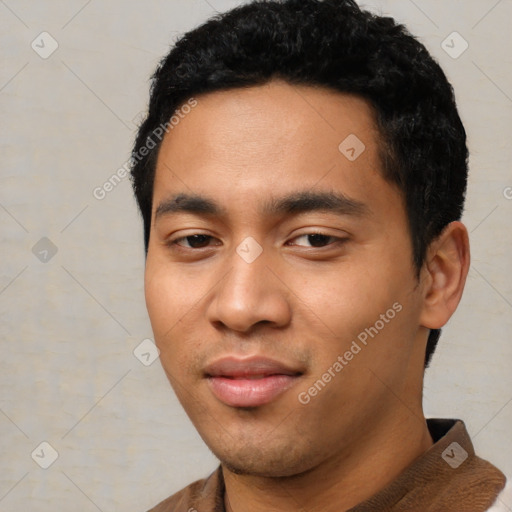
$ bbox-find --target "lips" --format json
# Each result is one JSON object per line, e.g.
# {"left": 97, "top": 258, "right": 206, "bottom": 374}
{"left": 204, "top": 356, "right": 303, "bottom": 408}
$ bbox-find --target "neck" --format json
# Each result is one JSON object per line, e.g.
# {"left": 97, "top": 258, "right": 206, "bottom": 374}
{"left": 223, "top": 412, "right": 433, "bottom": 512}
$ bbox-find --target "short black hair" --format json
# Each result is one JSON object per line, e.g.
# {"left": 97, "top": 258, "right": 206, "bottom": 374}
{"left": 130, "top": 0, "right": 468, "bottom": 368}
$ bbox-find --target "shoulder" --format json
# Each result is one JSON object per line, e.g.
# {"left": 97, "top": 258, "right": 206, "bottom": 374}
{"left": 146, "top": 467, "right": 224, "bottom": 512}
{"left": 145, "top": 481, "right": 199, "bottom": 512}
{"left": 486, "top": 478, "right": 512, "bottom": 511}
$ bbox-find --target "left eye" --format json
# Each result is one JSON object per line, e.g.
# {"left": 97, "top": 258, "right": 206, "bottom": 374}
{"left": 288, "top": 233, "right": 341, "bottom": 248}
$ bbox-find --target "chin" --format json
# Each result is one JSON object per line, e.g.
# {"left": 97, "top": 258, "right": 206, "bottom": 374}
{"left": 212, "top": 440, "right": 319, "bottom": 478}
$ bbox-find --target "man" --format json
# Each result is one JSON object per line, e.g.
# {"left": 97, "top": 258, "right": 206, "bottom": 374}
{"left": 129, "top": 0, "right": 508, "bottom": 510}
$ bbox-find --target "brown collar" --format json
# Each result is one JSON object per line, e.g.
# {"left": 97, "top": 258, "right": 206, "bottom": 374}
{"left": 349, "top": 418, "right": 506, "bottom": 511}
{"left": 148, "top": 419, "right": 506, "bottom": 512}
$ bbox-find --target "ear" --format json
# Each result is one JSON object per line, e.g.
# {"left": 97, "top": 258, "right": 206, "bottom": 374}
{"left": 419, "top": 221, "right": 470, "bottom": 330}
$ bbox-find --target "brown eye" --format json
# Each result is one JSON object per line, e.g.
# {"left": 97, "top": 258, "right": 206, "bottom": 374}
{"left": 175, "top": 234, "right": 213, "bottom": 248}
{"left": 289, "top": 233, "right": 340, "bottom": 248}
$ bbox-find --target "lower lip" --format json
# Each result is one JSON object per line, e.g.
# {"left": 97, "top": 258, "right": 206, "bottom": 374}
{"left": 207, "top": 375, "right": 299, "bottom": 407}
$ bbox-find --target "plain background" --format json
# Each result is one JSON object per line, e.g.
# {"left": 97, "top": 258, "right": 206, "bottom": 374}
{"left": 1, "top": 1, "right": 511, "bottom": 511}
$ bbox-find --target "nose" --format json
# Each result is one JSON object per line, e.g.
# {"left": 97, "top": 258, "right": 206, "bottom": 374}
{"left": 206, "top": 243, "right": 292, "bottom": 334}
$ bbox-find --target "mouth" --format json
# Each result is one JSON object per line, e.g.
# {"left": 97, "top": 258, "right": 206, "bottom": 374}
{"left": 204, "top": 356, "right": 304, "bottom": 408}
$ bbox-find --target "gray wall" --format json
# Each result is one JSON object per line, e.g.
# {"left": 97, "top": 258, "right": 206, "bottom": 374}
{"left": 1, "top": 1, "right": 511, "bottom": 510}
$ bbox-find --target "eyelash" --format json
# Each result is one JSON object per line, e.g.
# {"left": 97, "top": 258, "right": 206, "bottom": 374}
{"left": 168, "top": 232, "right": 346, "bottom": 251}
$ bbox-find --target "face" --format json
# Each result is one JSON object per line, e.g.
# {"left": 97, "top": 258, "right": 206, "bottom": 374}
{"left": 145, "top": 80, "right": 429, "bottom": 477}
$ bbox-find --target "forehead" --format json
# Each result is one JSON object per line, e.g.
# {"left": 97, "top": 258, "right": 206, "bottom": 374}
{"left": 153, "top": 80, "right": 397, "bottom": 218}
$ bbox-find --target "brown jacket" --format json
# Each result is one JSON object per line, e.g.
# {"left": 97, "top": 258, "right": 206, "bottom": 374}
{"left": 147, "top": 419, "right": 506, "bottom": 512}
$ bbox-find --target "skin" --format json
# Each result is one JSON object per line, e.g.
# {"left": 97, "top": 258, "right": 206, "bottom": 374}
{"left": 144, "top": 80, "right": 470, "bottom": 511}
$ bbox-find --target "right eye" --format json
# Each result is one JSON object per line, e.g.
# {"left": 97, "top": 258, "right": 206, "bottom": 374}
{"left": 170, "top": 234, "right": 220, "bottom": 249}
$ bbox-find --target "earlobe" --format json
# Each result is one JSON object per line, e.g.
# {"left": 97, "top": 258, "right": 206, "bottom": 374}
{"left": 419, "top": 221, "right": 470, "bottom": 330}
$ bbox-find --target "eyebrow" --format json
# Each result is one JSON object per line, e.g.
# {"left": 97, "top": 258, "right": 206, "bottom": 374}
{"left": 154, "top": 190, "right": 368, "bottom": 222}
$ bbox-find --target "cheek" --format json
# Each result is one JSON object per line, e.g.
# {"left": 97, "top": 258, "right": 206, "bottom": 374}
{"left": 294, "top": 255, "right": 416, "bottom": 366}
{"left": 145, "top": 259, "right": 187, "bottom": 349}
{"left": 144, "top": 256, "right": 208, "bottom": 371}
{"left": 295, "top": 262, "right": 396, "bottom": 331}
{"left": 145, "top": 263, "right": 174, "bottom": 336}
{"left": 145, "top": 251, "right": 195, "bottom": 322}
